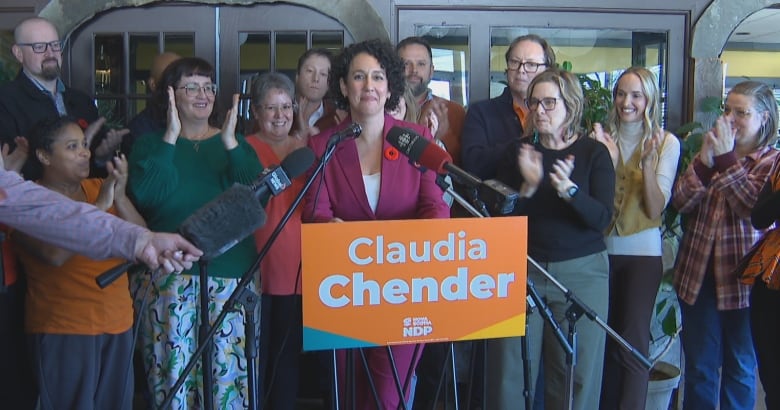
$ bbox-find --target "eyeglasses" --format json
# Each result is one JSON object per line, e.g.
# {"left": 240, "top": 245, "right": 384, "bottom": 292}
{"left": 177, "top": 83, "right": 217, "bottom": 97}
{"left": 260, "top": 104, "right": 295, "bottom": 113}
{"left": 723, "top": 106, "right": 753, "bottom": 119}
{"left": 526, "top": 97, "right": 559, "bottom": 111}
{"left": 16, "top": 41, "right": 62, "bottom": 54}
{"left": 507, "top": 60, "right": 546, "bottom": 73}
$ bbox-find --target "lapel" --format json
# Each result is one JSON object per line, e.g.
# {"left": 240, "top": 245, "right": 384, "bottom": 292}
{"left": 329, "top": 114, "right": 408, "bottom": 219}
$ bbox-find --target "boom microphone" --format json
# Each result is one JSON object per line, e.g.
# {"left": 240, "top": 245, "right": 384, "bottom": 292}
{"left": 386, "top": 126, "right": 519, "bottom": 215}
{"left": 96, "top": 147, "right": 316, "bottom": 288}
{"left": 326, "top": 122, "right": 362, "bottom": 148}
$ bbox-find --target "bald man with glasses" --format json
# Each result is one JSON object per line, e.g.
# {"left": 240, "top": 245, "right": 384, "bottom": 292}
{"left": 0, "top": 17, "right": 126, "bottom": 181}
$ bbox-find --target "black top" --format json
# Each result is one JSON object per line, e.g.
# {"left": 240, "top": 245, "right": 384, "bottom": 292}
{"left": 461, "top": 87, "right": 524, "bottom": 180}
{"left": 752, "top": 174, "right": 780, "bottom": 229}
{"left": 0, "top": 70, "right": 98, "bottom": 179}
{"left": 496, "top": 135, "right": 616, "bottom": 262}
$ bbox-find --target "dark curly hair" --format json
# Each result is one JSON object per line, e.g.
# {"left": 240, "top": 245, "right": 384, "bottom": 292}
{"left": 149, "top": 57, "right": 222, "bottom": 127}
{"left": 26, "top": 115, "right": 81, "bottom": 179}
{"left": 328, "top": 39, "right": 405, "bottom": 112}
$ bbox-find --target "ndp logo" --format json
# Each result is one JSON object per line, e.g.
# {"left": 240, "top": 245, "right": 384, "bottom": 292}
{"left": 403, "top": 316, "right": 433, "bottom": 337}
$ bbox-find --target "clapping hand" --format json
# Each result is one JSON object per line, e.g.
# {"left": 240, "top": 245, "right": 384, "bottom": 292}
{"left": 550, "top": 154, "right": 576, "bottom": 198}
{"left": 1, "top": 136, "right": 29, "bottom": 173}
{"left": 163, "top": 86, "right": 182, "bottom": 145}
{"left": 517, "top": 143, "right": 543, "bottom": 198}
{"left": 590, "top": 123, "right": 618, "bottom": 168}
{"left": 641, "top": 129, "right": 662, "bottom": 170}
{"left": 221, "top": 93, "right": 240, "bottom": 150}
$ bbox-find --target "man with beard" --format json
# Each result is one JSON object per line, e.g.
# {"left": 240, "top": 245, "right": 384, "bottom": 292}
{"left": 397, "top": 37, "right": 466, "bottom": 165}
{"left": 0, "top": 17, "right": 123, "bottom": 181}
{"left": 461, "top": 34, "right": 556, "bottom": 181}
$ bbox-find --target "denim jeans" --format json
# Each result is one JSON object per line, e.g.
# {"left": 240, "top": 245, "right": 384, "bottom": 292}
{"left": 680, "top": 273, "right": 756, "bottom": 410}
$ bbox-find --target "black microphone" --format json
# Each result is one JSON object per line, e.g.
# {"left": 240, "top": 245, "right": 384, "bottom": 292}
{"left": 386, "top": 126, "right": 519, "bottom": 215}
{"left": 96, "top": 147, "right": 316, "bottom": 288}
{"left": 326, "top": 122, "right": 362, "bottom": 148}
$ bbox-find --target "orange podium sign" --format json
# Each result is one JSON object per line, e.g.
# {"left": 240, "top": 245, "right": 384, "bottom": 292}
{"left": 301, "top": 217, "right": 527, "bottom": 351}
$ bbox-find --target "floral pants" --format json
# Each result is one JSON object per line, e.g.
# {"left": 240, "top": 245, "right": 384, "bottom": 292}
{"left": 131, "top": 272, "right": 260, "bottom": 410}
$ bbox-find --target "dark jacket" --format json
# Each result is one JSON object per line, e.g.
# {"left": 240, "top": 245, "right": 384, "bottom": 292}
{"left": 460, "top": 87, "right": 523, "bottom": 180}
{"left": 0, "top": 70, "right": 99, "bottom": 179}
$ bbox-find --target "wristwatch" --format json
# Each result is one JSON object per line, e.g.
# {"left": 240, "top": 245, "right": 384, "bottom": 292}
{"left": 561, "top": 184, "right": 579, "bottom": 200}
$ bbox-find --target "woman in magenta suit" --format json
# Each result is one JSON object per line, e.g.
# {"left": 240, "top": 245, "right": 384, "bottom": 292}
{"left": 303, "top": 39, "right": 449, "bottom": 409}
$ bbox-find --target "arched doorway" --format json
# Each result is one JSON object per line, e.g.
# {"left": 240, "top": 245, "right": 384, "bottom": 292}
{"left": 691, "top": 0, "right": 779, "bottom": 125}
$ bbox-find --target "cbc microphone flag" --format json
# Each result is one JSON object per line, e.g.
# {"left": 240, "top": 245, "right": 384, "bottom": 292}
{"left": 301, "top": 217, "right": 527, "bottom": 351}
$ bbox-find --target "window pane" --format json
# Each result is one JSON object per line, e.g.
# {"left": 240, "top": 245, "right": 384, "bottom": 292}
{"left": 94, "top": 34, "right": 124, "bottom": 95}
{"left": 489, "top": 27, "right": 668, "bottom": 125}
{"left": 276, "top": 32, "right": 306, "bottom": 81}
{"left": 129, "top": 34, "right": 158, "bottom": 97}
{"left": 415, "top": 25, "right": 470, "bottom": 107}
{"left": 163, "top": 34, "right": 194, "bottom": 57}
{"left": 312, "top": 31, "right": 344, "bottom": 54}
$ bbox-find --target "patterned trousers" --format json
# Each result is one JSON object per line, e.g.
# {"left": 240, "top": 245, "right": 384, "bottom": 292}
{"left": 131, "top": 272, "right": 260, "bottom": 410}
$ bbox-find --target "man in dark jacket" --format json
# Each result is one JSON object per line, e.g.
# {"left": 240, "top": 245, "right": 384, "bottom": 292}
{"left": 0, "top": 17, "right": 124, "bottom": 181}
{"left": 461, "top": 34, "right": 556, "bottom": 180}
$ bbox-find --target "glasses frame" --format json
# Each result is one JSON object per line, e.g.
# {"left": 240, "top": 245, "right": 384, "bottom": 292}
{"left": 722, "top": 105, "right": 754, "bottom": 119}
{"left": 506, "top": 59, "right": 546, "bottom": 73}
{"left": 177, "top": 83, "right": 218, "bottom": 97}
{"left": 259, "top": 103, "right": 296, "bottom": 114}
{"left": 16, "top": 41, "right": 63, "bottom": 54}
{"left": 526, "top": 97, "right": 559, "bottom": 111}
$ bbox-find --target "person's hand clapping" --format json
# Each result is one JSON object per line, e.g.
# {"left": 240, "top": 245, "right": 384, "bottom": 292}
{"left": 162, "top": 86, "right": 182, "bottom": 145}
{"left": 220, "top": 93, "right": 240, "bottom": 150}
{"left": 518, "top": 143, "right": 543, "bottom": 198}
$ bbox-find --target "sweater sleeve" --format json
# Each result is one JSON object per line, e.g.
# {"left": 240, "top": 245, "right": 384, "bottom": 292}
{"left": 127, "top": 134, "right": 180, "bottom": 209}
{"left": 226, "top": 134, "right": 263, "bottom": 186}
{"left": 0, "top": 169, "right": 145, "bottom": 261}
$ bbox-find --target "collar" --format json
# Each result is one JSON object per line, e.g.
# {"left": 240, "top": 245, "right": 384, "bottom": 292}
{"left": 418, "top": 89, "right": 434, "bottom": 106}
{"left": 24, "top": 71, "right": 65, "bottom": 95}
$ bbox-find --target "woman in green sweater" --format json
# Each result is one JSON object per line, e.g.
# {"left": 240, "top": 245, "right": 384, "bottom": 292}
{"left": 128, "top": 57, "right": 262, "bottom": 410}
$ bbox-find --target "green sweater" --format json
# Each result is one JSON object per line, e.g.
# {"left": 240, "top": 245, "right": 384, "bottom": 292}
{"left": 128, "top": 131, "right": 263, "bottom": 278}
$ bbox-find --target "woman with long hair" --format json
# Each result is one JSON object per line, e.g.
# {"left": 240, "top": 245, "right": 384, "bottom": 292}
{"left": 595, "top": 66, "right": 680, "bottom": 409}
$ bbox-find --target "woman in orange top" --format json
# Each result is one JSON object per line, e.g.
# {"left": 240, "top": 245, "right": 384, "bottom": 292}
{"left": 12, "top": 116, "right": 146, "bottom": 410}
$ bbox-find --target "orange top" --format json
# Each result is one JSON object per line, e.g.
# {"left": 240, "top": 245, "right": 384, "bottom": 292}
{"left": 512, "top": 100, "right": 528, "bottom": 131}
{"left": 17, "top": 178, "right": 133, "bottom": 335}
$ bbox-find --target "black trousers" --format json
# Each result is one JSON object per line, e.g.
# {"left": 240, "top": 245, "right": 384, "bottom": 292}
{"left": 751, "top": 280, "right": 780, "bottom": 410}
{"left": 258, "top": 294, "right": 303, "bottom": 410}
{"left": 0, "top": 281, "right": 36, "bottom": 409}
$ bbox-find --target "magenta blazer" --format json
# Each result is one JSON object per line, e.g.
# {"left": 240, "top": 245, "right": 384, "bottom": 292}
{"left": 303, "top": 114, "right": 449, "bottom": 223}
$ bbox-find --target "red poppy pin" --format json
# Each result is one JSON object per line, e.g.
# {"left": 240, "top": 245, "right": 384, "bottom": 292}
{"left": 77, "top": 118, "right": 89, "bottom": 129}
{"left": 384, "top": 147, "right": 399, "bottom": 161}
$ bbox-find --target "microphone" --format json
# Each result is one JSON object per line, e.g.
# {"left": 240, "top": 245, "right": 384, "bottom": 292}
{"left": 386, "top": 126, "right": 519, "bottom": 215}
{"left": 96, "top": 147, "right": 316, "bottom": 288}
{"left": 387, "top": 126, "right": 481, "bottom": 187}
{"left": 326, "top": 122, "right": 362, "bottom": 148}
{"left": 179, "top": 146, "right": 314, "bottom": 261}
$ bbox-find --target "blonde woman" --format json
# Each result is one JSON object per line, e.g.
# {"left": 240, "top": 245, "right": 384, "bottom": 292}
{"left": 593, "top": 67, "right": 680, "bottom": 410}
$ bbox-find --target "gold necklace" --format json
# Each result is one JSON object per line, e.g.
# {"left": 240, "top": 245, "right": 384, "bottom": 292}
{"left": 183, "top": 127, "right": 214, "bottom": 152}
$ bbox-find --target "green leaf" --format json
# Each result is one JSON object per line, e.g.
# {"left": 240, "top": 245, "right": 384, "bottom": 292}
{"left": 661, "top": 306, "right": 679, "bottom": 336}
{"left": 561, "top": 61, "right": 572, "bottom": 72}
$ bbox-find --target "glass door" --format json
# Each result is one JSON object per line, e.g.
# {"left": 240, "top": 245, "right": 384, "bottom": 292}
{"left": 398, "top": 8, "right": 689, "bottom": 129}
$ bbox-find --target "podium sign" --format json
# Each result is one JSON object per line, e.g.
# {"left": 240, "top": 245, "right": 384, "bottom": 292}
{"left": 301, "top": 217, "right": 527, "bottom": 351}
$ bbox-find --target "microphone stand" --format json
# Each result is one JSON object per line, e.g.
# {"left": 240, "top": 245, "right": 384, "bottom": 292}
{"left": 435, "top": 174, "right": 650, "bottom": 410}
{"left": 160, "top": 143, "right": 338, "bottom": 410}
